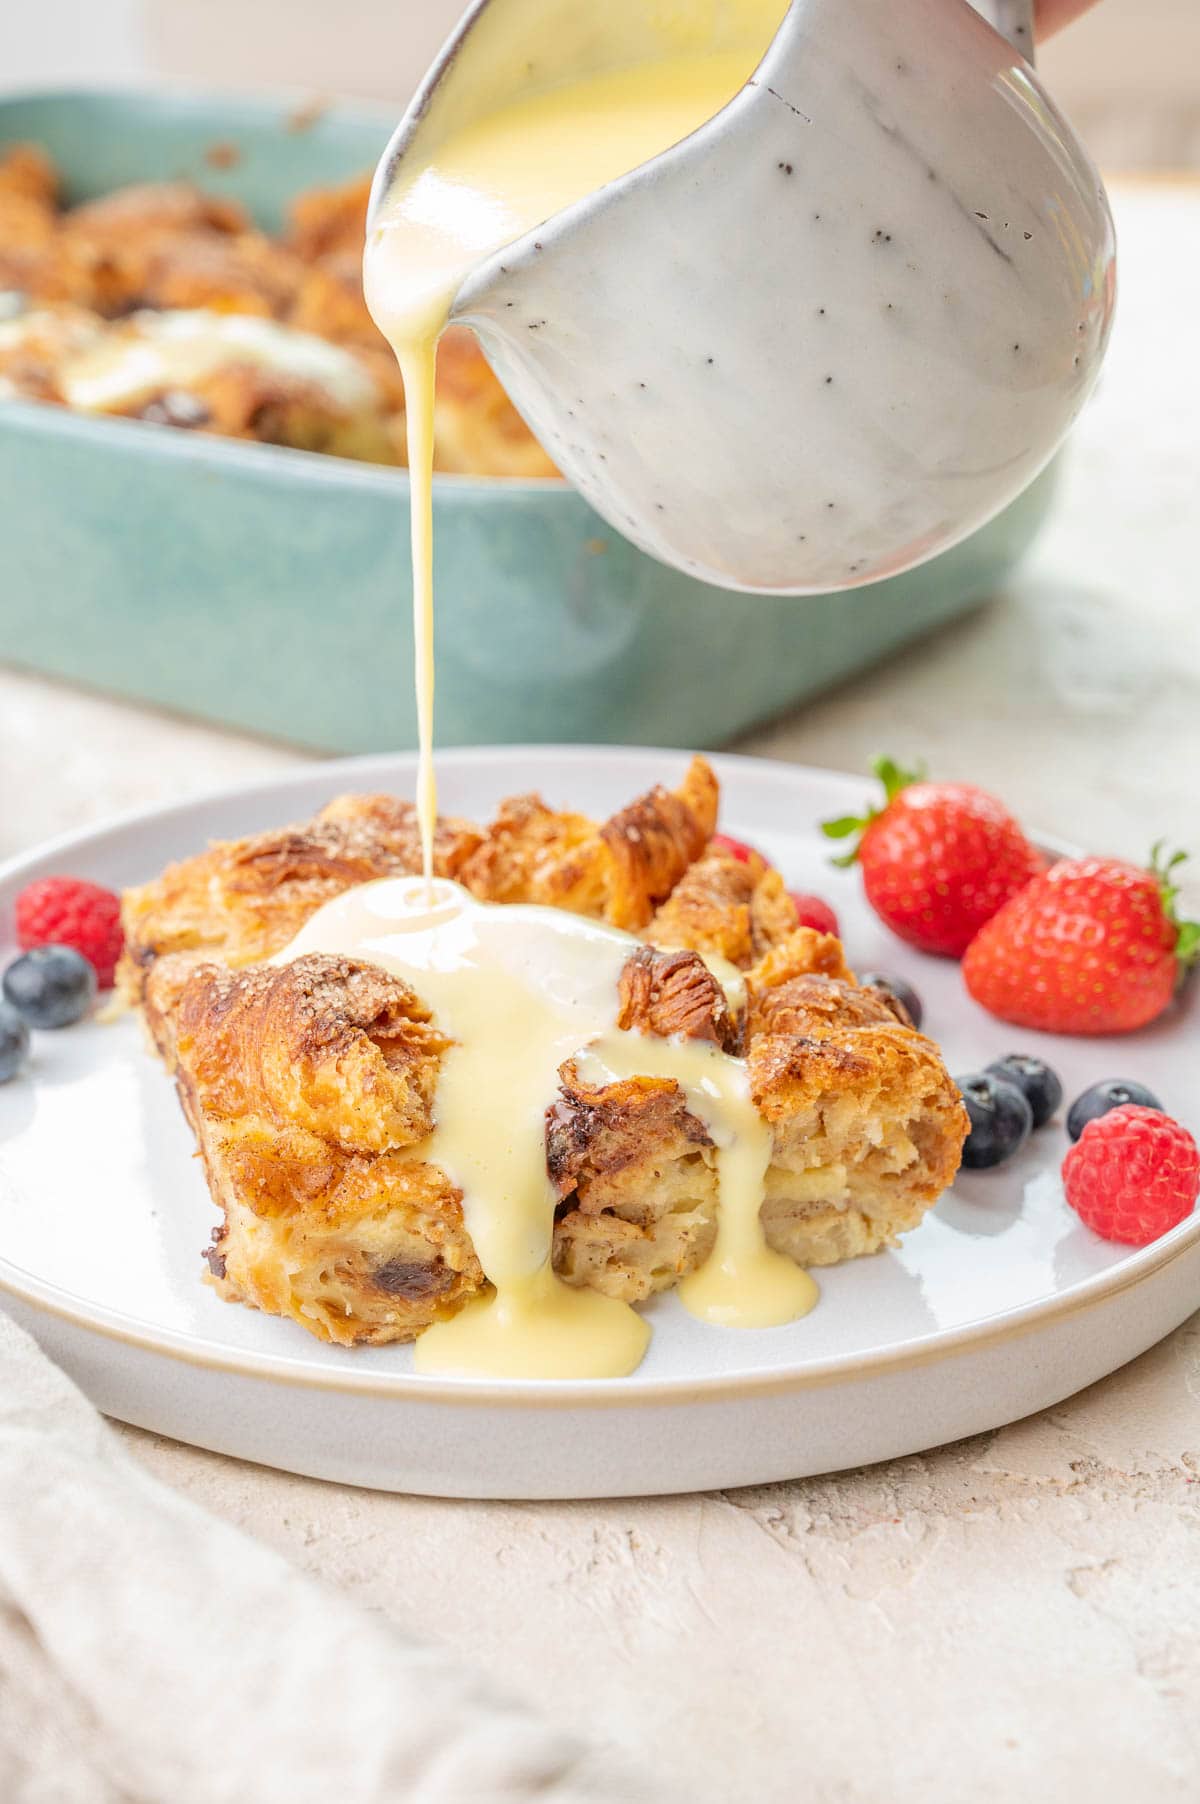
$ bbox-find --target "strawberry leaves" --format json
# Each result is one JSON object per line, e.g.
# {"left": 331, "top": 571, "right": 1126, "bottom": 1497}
{"left": 820, "top": 755, "right": 925, "bottom": 868}
{"left": 1152, "top": 842, "right": 1200, "bottom": 969}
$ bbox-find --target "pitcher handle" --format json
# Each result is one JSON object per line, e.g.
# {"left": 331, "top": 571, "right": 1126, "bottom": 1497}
{"left": 973, "top": 0, "right": 1035, "bottom": 60}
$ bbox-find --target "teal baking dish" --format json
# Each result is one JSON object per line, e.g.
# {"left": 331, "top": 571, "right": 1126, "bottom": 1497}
{"left": 0, "top": 88, "right": 1058, "bottom": 755}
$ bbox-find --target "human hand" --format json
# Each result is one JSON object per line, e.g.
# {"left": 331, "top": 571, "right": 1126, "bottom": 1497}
{"left": 1036, "top": 0, "right": 1101, "bottom": 37}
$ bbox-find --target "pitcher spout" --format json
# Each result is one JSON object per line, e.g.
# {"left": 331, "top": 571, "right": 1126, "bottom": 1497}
{"left": 374, "top": 0, "right": 1115, "bottom": 594}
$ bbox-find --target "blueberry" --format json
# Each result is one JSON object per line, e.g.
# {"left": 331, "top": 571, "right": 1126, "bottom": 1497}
{"left": 0, "top": 1002, "right": 30, "bottom": 1082}
{"left": 859, "top": 972, "right": 923, "bottom": 1030}
{"left": 956, "top": 1071, "right": 1034, "bottom": 1169}
{"left": 1067, "top": 1080, "right": 1163, "bottom": 1143}
{"left": 986, "top": 1054, "right": 1063, "bottom": 1130}
{"left": 3, "top": 945, "right": 96, "bottom": 1029}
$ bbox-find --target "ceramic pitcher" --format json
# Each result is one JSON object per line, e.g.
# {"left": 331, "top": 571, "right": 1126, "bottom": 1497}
{"left": 371, "top": 0, "right": 1115, "bottom": 594}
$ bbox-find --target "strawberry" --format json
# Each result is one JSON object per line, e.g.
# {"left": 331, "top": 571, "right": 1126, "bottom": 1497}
{"left": 711, "top": 832, "right": 757, "bottom": 864}
{"left": 822, "top": 758, "right": 1043, "bottom": 957}
{"left": 789, "top": 892, "right": 840, "bottom": 937}
{"left": 1062, "top": 1105, "right": 1199, "bottom": 1244}
{"left": 963, "top": 846, "right": 1199, "bottom": 1035}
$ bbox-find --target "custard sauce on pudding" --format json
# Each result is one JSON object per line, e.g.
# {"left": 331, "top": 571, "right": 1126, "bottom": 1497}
{"left": 277, "top": 879, "right": 817, "bottom": 1377}
{"left": 61, "top": 311, "right": 378, "bottom": 414}
{"left": 363, "top": 46, "right": 771, "bottom": 884}
{"left": 357, "top": 23, "right": 815, "bottom": 1375}
{"left": 578, "top": 1035, "right": 818, "bottom": 1329}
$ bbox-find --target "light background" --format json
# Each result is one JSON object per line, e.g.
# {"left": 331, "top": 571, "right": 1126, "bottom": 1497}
{"left": 2, "top": 11, "right": 1200, "bottom": 1799}
{"left": 6, "top": 1, "right": 1199, "bottom": 170}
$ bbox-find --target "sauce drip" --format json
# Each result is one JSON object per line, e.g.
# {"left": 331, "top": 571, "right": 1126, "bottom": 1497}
{"left": 363, "top": 49, "right": 765, "bottom": 887}
{"left": 278, "top": 879, "right": 816, "bottom": 1376}
{"left": 280, "top": 877, "right": 648, "bottom": 1377}
{"left": 578, "top": 1036, "right": 818, "bottom": 1328}
{"left": 353, "top": 26, "right": 818, "bottom": 1376}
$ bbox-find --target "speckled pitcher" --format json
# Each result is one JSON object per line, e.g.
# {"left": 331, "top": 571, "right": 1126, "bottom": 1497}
{"left": 370, "top": 0, "right": 1115, "bottom": 594}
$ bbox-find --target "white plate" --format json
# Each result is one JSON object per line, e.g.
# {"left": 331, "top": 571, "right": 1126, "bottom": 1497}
{"left": 0, "top": 748, "right": 1196, "bottom": 1499}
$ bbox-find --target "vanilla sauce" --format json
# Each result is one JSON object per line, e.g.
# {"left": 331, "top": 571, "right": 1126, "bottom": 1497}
{"left": 344, "top": 31, "right": 818, "bottom": 1375}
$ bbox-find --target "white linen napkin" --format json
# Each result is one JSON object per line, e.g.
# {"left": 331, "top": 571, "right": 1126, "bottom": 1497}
{"left": 0, "top": 1311, "right": 657, "bottom": 1804}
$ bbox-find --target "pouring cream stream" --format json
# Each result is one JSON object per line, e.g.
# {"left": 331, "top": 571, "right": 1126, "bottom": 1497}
{"left": 363, "top": 46, "right": 771, "bottom": 886}
{"left": 353, "top": 23, "right": 816, "bottom": 1376}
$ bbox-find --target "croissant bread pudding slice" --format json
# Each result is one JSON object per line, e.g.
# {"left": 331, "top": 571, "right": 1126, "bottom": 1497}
{"left": 118, "top": 757, "right": 721, "bottom": 1024}
{"left": 162, "top": 954, "right": 484, "bottom": 1344}
{"left": 158, "top": 935, "right": 964, "bottom": 1345}
{"left": 551, "top": 930, "right": 966, "bottom": 1294}
{"left": 0, "top": 144, "right": 560, "bottom": 477}
{"left": 129, "top": 760, "right": 968, "bottom": 1349}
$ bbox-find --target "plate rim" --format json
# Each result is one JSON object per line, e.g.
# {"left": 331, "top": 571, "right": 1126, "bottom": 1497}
{"left": 2, "top": 742, "right": 1196, "bottom": 1411}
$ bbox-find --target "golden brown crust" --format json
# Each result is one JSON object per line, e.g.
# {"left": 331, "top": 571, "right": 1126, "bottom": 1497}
{"left": 645, "top": 845, "right": 798, "bottom": 968}
{"left": 127, "top": 761, "right": 967, "bottom": 1343}
{"left": 201, "top": 1128, "right": 484, "bottom": 1346}
{"left": 744, "top": 926, "right": 854, "bottom": 998}
{"left": 124, "top": 772, "right": 718, "bottom": 1005}
{"left": 548, "top": 1064, "right": 717, "bottom": 1301}
{"left": 288, "top": 254, "right": 380, "bottom": 352}
{"left": 119, "top": 793, "right": 483, "bottom": 1003}
{"left": 0, "top": 146, "right": 89, "bottom": 307}
{"left": 462, "top": 756, "right": 719, "bottom": 930}
{"left": 616, "top": 945, "right": 735, "bottom": 1050}
{"left": 598, "top": 754, "right": 719, "bottom": 930}
{"left": 746, "top": 970, "right": 901, "bottom": 1041}
{"left": 170, "top": 954, "right": 483, "bottom": 1346}
{"left": 284, "top": 172, "right": 373, "bottom": 263}
{"left": 55, "top": 185, "right": 255, "bottom": 319}
{"left": 127, "top": 233, "right": 306, "bottom": 319}
{"left": 552, "top": 925, "right": 967, "bottom": 1297}
{"left": 749, "top": 1015, "right": 967, "bottom": 1268}
{"left": 141, "top": 950, "right": 215, "bottom": 1066}
{"left": 66, "top": 181, "right": 250, "bottom": 243}
{"left": 457, "top": 792, "right": 595, "bottom": 906}
{"left": 173, "top": 954, "right": 447, "bottom": 1155}
{"left": 0, "top": 145, "right": 556, "bottom": 475}
{"left": 0, "top": 143, "right": 59, "bottom": 211}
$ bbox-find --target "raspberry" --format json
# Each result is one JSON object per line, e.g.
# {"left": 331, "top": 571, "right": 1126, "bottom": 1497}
{"left": 15, "top": 876, "right": 124, "bottom": 989}
{"left": 711, "top": 832, "right": 757, "bottom": 864}
{"left": 789, "top": 891, "right": 840, "bottom": 937}
{"left": 1062, "top": 1105, "right": 1199, "bottom": 1246}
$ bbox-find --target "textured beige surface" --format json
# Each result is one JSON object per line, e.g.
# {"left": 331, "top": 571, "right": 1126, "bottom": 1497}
{"left": 124, "top": 1321, "right": 1200, "bottom": 1803}
{"left": 1, "top": 182, "right": 1198, "bottom": 1800}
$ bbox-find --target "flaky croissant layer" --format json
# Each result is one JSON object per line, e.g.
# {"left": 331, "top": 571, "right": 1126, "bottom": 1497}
{"left": 125, "top": 759, "right": 967, "bottom": 1346}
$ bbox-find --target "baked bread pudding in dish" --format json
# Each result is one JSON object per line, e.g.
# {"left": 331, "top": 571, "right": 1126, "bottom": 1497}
{"left": 121, "top": 760, "right": 968, "bottom": 1353}
{"left": 0, "top": 142, "right": 557, "bottom": 476}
